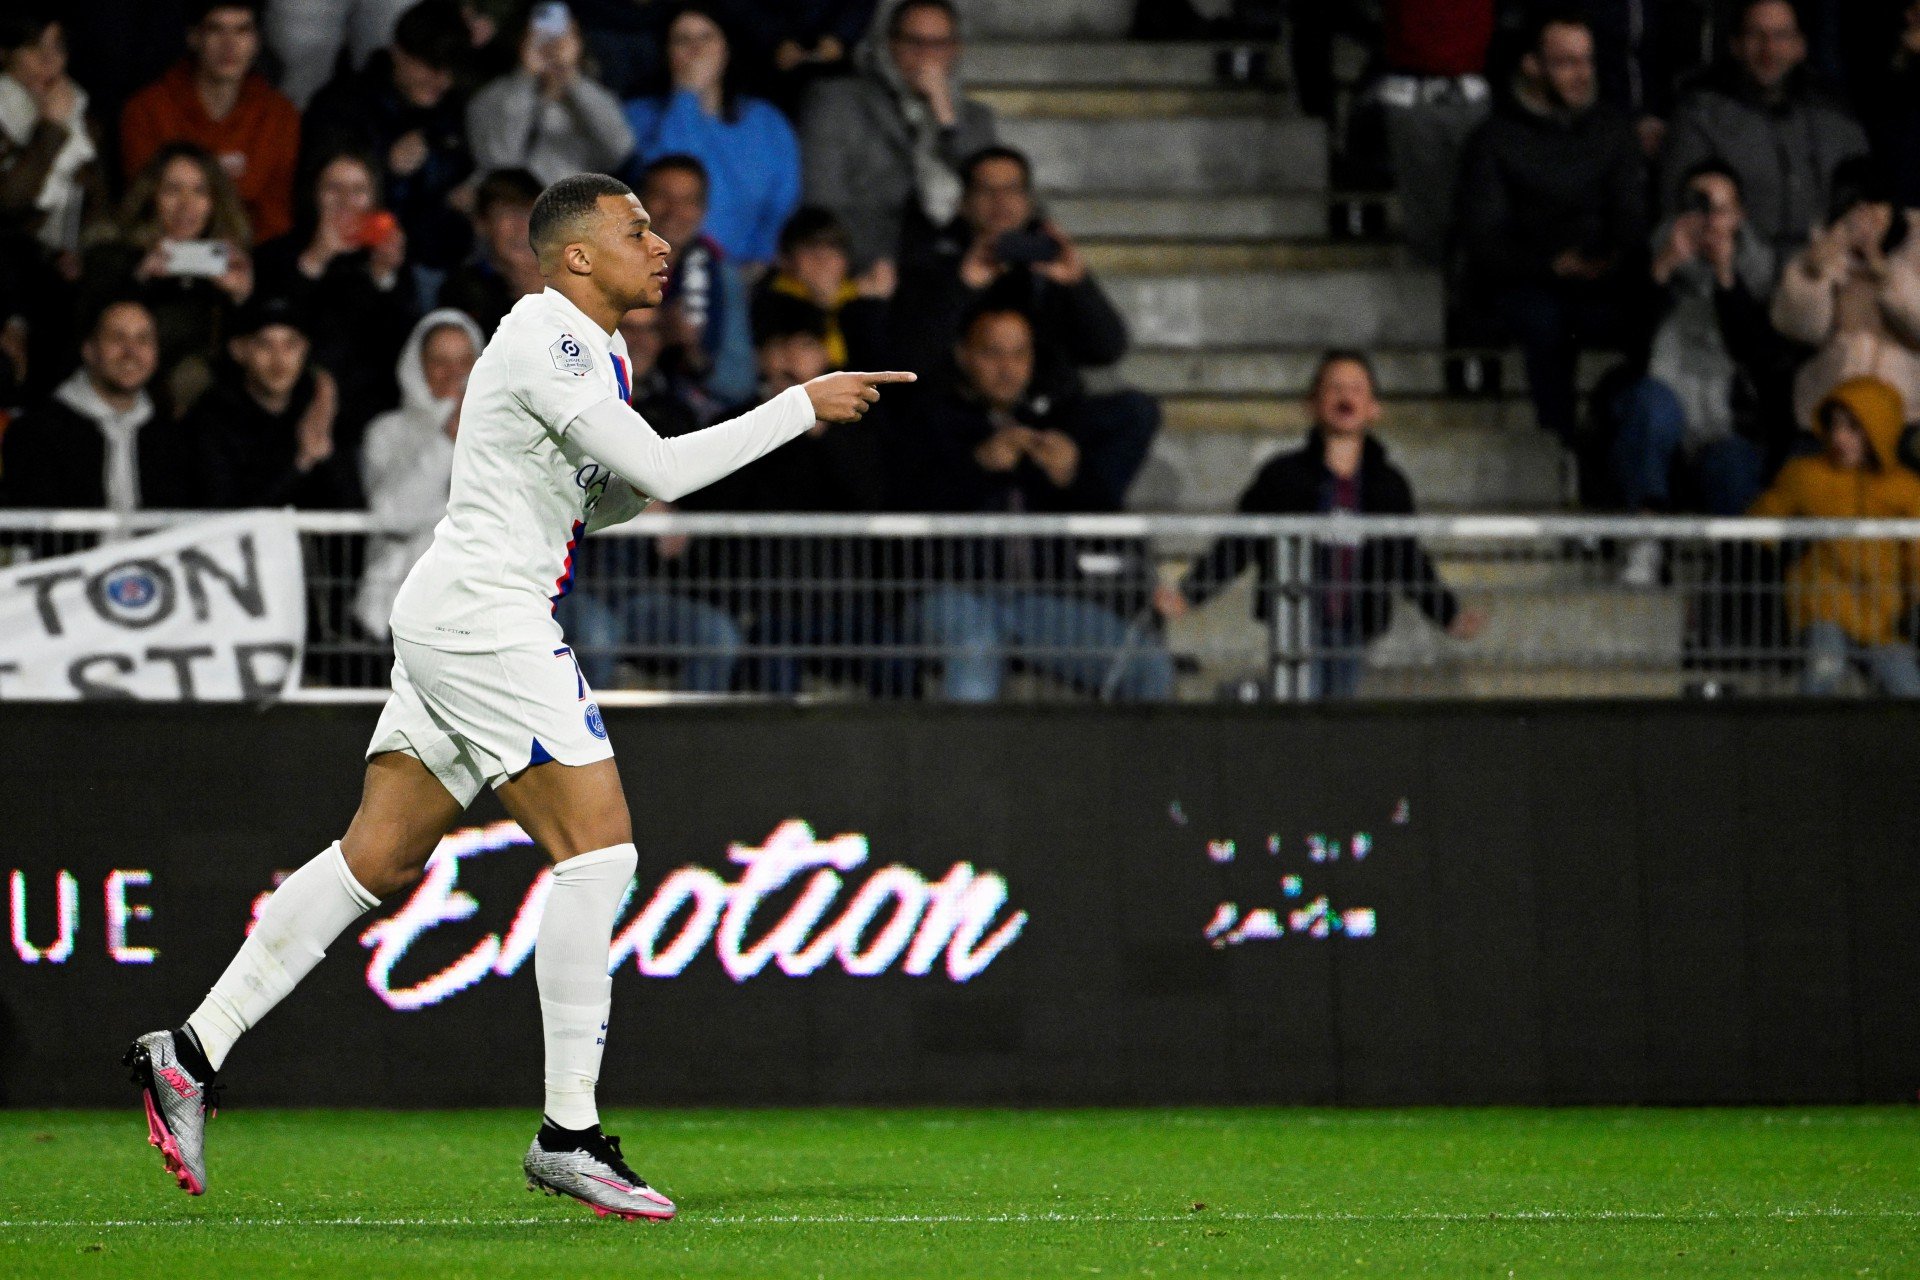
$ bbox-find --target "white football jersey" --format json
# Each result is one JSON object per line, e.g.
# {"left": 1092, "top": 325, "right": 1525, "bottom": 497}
{"left": 388, "top": 287, "right": 650, "bottom": 653}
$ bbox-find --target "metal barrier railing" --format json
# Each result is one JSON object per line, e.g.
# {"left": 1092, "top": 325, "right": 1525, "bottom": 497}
{"left": 7, "top": 510, "right": 1920, "bottom": 701}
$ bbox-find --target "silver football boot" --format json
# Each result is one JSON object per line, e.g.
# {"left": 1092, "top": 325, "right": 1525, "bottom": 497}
{"left": 124, "top": 1030, "right": 216, "bottom": 1195}
{"left": 524, "top": 1128, "right": 676, "bottom": 1221}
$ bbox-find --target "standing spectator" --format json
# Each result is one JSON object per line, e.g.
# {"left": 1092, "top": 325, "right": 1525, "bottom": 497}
{"left": 1748, "top": 376, "right": 1920, "bottom": 697}
{"left": 1660, "top": 0, "right": 1868, "bottom": 269}
{"left": 623, "top": 4, "right": 800, "bottom": 269}
{"left": 0, "top": 11, "right": 105, "bottom": 259}
{"left": 302, "top": 0, "right": 475, "bottom": 279}
{"left": 1610, "top": 161, "right": 1780, "bottom": 587}
{"left": 121, "top": 1, "right": 300, "bottom": 246}
{"left": 757, "top": 205, "right": 892, "bottom": 369}
{"left": 255, "top": 149, "right": 420, "bottom": 449}
{"left": 1460, "top": 10, "right": 1647, "bottom": 445}
{"left": 1770, "top": 160, "right": 1920, "bottom": 433}
{"left": 465, "top": 4, "right": 635, "bottom": 187}
{"left": 902, "top": 305, "right": 1173, "bottom": 703}
{"left": 1373, "top": 0, "right": 1495, "bottom": 267}
{"left": 800, "top": 0, "right": 996, "bottom": 267}
{"left": 353, "top": 307, "right": 482, "bottom": 637}
{"left": 637, "top": 153, "right": 755, "bottom": 407}
{"left": 182, "top": 293, "right": 362, "bottom": 508}
{"left": 437, "top": 167, "right": 544, "bottom": 335}
{"left": 0, "top": 299, "right": 193, "bottom": 509}
{"left": 1156, "top": 352, "right": 1485, "bottom": 700}
{"left": 263, "top": 0, "right": 412, "bottom": 109}
{"left": 79, "top": 142, "right": 256, "bottom": 415}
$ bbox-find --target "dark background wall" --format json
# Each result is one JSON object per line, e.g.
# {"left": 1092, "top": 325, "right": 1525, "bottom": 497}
{"left": 1, "top": 702, "right": 1915, "bottom": 1108}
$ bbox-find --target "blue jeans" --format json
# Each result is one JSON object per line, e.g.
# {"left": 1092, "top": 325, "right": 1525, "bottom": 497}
{"left": 1801, "top": 621, "right": 1920, "bottom": 697}
{"left": 557, "top": 589, "right": 743, "bottom": 693}
{"left": 916, "top": 587, "right": 1174, "bottom": 703}
{"left": 1608, "top": 378, "right": 1766, "bottom": 516}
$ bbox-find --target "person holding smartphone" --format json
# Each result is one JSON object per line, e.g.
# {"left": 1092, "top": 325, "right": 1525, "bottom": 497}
{"left": 466, "top": 1, "right": 635, "bottom": 187}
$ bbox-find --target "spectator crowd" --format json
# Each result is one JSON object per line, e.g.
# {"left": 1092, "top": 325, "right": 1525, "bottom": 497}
{"left": 5, "top": 0, "right": 1920, "bottom": 699}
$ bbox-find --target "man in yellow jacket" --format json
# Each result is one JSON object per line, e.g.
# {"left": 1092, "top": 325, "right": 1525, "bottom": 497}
{"left": 1749, "top": 375, "right": 1920, "bottom": 695}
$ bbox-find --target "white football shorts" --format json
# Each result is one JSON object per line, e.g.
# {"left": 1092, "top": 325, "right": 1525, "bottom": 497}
{"left": 365, "top": 636, "right": 614, "bottom": 806}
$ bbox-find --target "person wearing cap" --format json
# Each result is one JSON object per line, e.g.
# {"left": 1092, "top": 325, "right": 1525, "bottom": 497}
{"left": 1748, "top": 375, "right": 1920, "bottom": 697}
{"left": 179, "top": 292, "right": 363, "bottom": 509}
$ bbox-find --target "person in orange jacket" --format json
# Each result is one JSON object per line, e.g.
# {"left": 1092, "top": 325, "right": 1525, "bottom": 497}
{"left": 1748, "top": 375, "right": 1920, "bottom": 695}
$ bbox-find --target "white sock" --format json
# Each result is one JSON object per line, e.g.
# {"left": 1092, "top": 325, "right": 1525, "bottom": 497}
{"left": 537, "top": 843, "right": 636, "bottom": 1130}
{"left": 185, "top": 841, "right": 381, "bottom": 1072}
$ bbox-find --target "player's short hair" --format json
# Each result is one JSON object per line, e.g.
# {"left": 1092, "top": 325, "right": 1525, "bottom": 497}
{"left": 753, "top": 292, "right": 829, "bottom": 348}
{"left": 1310, "top": 349, "right": 1378, "bottom": 396}
{"left": 960, "top": 146, "right": 1032, "bottom": 192}
{"left": 393, "top": 0, "right": 469, "bottom": 72}
{"left": 528, "top": 172, "right": 634, "bottom": 265}
{"left": 778, "top": 206, "right": 851, "bottom": 257}
{"left": 637, "top": 154, "right": 710, "bottom": 200}
{"left": 888, "top": 0, "right": 956, "bottom": 37}
{"left": 474, "top": 168, "right": 543, "bottom": 219}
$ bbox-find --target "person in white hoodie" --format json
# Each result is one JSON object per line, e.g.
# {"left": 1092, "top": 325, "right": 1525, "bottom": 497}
{"left": 352, "top": 307, "right": 483, "bottom": 638}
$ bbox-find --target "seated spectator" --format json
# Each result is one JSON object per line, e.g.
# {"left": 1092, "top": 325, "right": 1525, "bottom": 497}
{"left": 0, "top": 10, "right": 105, "bottom": 259}
{"left": 302, "top": 0, "right": 475, "bottom": 280}
{"left": 623, "top": 4, "right": 800, "bottom": 269}
{"left": 121, "top": 1, "right": 301, "bottom": 245}
{"left": 1771, "top": 161, "right": 1920, "bottom": 434}
{"left": 691, "top": 292, "right": 900, "bottom": 693}
{"left": 263, "top": 0, "right": 412, "bottom": 109}
{"left": 1609, "top": 161, "right": 1783, "bottom": 586}
{"left": 1373, "top": 0, "right": 1494, "bottom": 267}
{"left": 1748, "top": 376, "right": 1920, "bottom": 697}
{"left": 1660, "top": 0, "right": 1868, "bottom": 271}
{"left": 739, "top": 0, "right": 877, "bottom": 111}
{"left": 79, "top": 142, "right": 255, "bottom": 416}
{"left": 353, "top": 307, "right": 482, "bottom": 637}
{"left": 256, "top": 149, "right": 420, "bottom": 448}
{"left": 466, "top": 4, "right": 635, "bottom": 187}
{"left": 800, "top": 0, "right": 996, "bottom": 267}
{"left": 756, "top": 205, "right": 891, "bottom": 369}
{"left": 437, "top": 167, "right": 544, "bottom": 336}
{"left": 558, "top": 302, "right": 742, "bottom": 692}
{"left": 637, "top": 154, "right": 754, "bottom": 408}
{"left": 901, "top": 305, "right": 1173, "bottom": 703}
{"left": 1459, "top": 10, "right": 1647, "bottom": 445}
{"left": 0, "top": 299, "right": 193, "bottom": 509}
{"left": 182, "top": 293, "right": 362, "bottom": 508}
{"left": 1157, "top": 352, "right": 1485, "bottom": 700}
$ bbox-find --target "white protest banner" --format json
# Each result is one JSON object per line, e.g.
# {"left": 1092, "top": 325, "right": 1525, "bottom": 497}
{"left": 0, "top": 512, "right": 305, "bottom": 701}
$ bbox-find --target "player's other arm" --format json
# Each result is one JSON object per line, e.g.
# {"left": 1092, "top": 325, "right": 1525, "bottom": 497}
{"left": 565, "top": 371, "right": 914, "bottom": 504}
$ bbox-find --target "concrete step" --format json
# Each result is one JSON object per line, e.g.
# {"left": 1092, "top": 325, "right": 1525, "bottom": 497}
{"left": 968, "top": 40, "right": 1281, "bottom": 88}
{"left": 1120, "top": 347, "right": 1621, "bottom": 398}
{"left": 1082, "top": 240, "right": 1398, "bottom": 274}
{"left": 998, "top": 115, "right": 1327, "bottom": 193}
{"left": 975, "top": 85, "right": 1286, "bottom": 118}
{"left": 1132, "top": 422, "right": 1572, "bottom": 515}
{"left": 1104, "top": 270, "right": 1444, "bottom": 348}
{"left": 1049, "top": 193, "right": 1327, "bottom": 240}
{"left": 1160, "top": 395, "right": 1537, "bottom": 435}
{"left": 961, "top": 0, "right": 1135, "bottom": 39}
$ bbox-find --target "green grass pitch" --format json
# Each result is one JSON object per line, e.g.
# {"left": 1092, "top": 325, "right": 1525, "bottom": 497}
{"left": 2, "top": 1107, "right": 1916, "bottom": 1278}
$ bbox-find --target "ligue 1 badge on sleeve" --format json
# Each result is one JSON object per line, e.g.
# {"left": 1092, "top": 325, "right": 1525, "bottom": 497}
{"left": 550, "top": 333, "right": 594, "bottom": 376}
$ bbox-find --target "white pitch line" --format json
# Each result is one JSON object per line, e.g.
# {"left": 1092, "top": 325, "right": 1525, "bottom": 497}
{"left": 2, "top": 1208, "right": 1916, "bottom": 1229}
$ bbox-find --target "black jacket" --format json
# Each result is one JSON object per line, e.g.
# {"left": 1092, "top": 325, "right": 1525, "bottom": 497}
{"left": 179, "top": 369, "right": 363, "bottom": 510}
{"left": 1460, "top": 89, "right": 1648, "bottom": 286}
{"left": 1179, "top": 431, "right": 1458, "bottom": 644}
{"left": 0, "top": 395, "right": 195, "bottom": 508}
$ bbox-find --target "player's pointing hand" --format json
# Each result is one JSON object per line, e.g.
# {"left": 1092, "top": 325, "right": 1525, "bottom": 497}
{"left": 803, "top": 370, "right": 917, "bottom": 424}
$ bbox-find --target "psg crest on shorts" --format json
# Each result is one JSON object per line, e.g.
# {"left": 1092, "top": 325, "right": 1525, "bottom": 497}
{"left": 584, "top": 703, "right": 607, "bottom": 739}
{"left": 549, "top": 334, "right": 593, "bottom": 376}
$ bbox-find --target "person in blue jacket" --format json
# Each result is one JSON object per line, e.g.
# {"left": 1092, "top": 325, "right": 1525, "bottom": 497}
{"left": 624, "top": 3, "right": 800, "bottom": 269}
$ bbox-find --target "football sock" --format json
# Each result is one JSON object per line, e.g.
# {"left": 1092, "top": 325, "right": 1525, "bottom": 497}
{"left": 185, "top": 841, "right": 381, "bottom": 1072}
{"left": 171, "top": 1024, "right": 215, "bottom": 1082}
{"left": 536, "top": 843, "right": 637, "bottom": 1130}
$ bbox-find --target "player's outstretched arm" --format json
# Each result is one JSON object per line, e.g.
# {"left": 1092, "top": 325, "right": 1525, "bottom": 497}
{"left": 566, "top": 372, "right": 916, "bottom": 504}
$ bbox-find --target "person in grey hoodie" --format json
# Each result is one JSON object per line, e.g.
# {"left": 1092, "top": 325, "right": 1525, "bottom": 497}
{"left": 465, "top": 4, "right": 635, "bottom": 188}
{"left": 352, "top": 307, "right": 482, "bottom": 638}
{"left": 1659, "top": 0, "right": 1868, "bottom": 271}
{"left": 799, "top": 0, "right": 996, "bottom": 268}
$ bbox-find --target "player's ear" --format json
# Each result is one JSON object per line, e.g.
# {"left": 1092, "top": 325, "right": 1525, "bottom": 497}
{"left": 564, "top": 241, "right": 592, "bottom": 276}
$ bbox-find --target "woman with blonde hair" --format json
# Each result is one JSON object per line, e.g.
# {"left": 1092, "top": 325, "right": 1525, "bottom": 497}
{"left": 80, "top": 141, "right": 255, "bottom": 413}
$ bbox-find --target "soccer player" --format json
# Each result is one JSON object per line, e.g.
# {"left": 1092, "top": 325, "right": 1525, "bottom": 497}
{"left": 124, "top": 173, "right": 912, "bottom": 1221}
